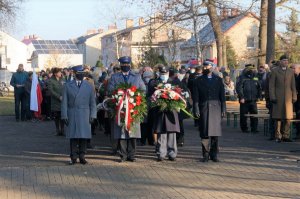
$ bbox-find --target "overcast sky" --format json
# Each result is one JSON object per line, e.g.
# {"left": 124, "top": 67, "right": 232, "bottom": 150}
{"left": 8, "top": 0, "right": 297, "bottom": 41}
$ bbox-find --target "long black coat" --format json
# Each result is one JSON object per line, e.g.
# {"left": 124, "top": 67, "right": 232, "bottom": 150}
{"left": 193, "top": 74, "right": 226, "bottom": 138}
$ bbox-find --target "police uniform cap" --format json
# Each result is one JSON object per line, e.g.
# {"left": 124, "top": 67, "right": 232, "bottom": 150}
{"left": 245, "top": 64, "right": 255, "bottom": 68}
{"left": 203, "top": 61, "right": 213, "bottom": 66}
{"left": 72, "top": 65, "right": 84, "bottom": 72}
{"left": 159, "top": 66, "right": 168, "bottom": 74}
{"left": 279, "top": 54, "right": 288, "bottom": 61}
{"left": 118, "top": 56, "right": 131, "bottom": 64}
{"left": 179, "top": 68, "right": 186, "bottom": 74}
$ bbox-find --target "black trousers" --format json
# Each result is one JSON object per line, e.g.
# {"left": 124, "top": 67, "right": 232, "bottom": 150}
{"left": 176, "top": 119, "right": 185, "bottom": 144}
{"left": 70, "top": 139, "right": 87, "bottom": 160}
{"left": 119, "top": 138, "right": 136, "bottom": 159}
{"left": 240, "top": 101, "right": 258, "bottom": 131}
{"left": 140, "top": 122, "right": 154, "bottom": 145}
{"left": 14, "top": 88, "right": 26, "bottom": 120}
{"left": 201, "top": 136, "right": 218, "bottom": 159}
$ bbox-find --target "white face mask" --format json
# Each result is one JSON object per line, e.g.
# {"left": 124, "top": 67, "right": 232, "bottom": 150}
{"left": 178, "top": 74, "right": 185, "bottom": 81}
{"left": 160, "top": 75, "right": 169, "bottom": 82}
{"left": 190, "top": 69, "right": 195, "bottom": 73}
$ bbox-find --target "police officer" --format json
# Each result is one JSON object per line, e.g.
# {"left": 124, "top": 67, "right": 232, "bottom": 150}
{"left": 108, "top": 56, "right": 146, "bottom": 162}
{"left": 61, "top": 65, "right": 97, "bottom": 165}
{"left": 236, "top": 64, "right": 262, "bottom": 133}
{"left": 193, "top": 61, "right": 226, "bottom": 162}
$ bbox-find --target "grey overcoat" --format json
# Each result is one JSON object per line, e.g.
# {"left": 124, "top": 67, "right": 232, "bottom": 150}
{"left": 108, "top": 71, "right": 146, "bottom": 139}
{"left": 193, "top": 74, "right": 226, "bottom": 138}
{"left": 61, "top": 80, "right": 97, "bottom": 139}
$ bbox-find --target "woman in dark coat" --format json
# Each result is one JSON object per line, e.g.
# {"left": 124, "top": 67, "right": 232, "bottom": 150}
{"left": 193, "top": 61, "right": 226, "bottom": 162}
{"left": 148, "top": 67, "right": 180, "bottom": 161}
{"left": 48, "top": 68, "right": 64, "bottom": 136}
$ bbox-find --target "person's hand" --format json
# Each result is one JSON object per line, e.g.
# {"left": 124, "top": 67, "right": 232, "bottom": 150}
{"left": 240, "top": 98, "right": 245, "bottom": 104}
{"left": 89, "top": 117, "right": 95, "bottom": 124}
{"left": 270, "top": 99, "right": 277, "bottom": 104}
{"left": 221, "top": 112, "right": 226, "bottom": 118}
{"left": 194, "top": 105, "right": 200, "bottom": 118}
{"left": 62, "top": 119, "right": 69, "bottom": 126}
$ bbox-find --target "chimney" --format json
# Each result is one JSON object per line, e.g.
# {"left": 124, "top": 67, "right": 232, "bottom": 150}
{"left": 98, "top": 28, "right": 104, "bottom": 33}
{"left": 221, "top": 9, "right": 228, "bottom": 19}
{"left": 126, "top": 19, "right": 134, "bottom": 29}
{"left": 139, "top": 17, "right": 144, "bottom": 26}
{"left": 108, "top": 24, "right": 117, "bottom": 30}
{"left": 29, "top": 35, "right": 32, "bottom": 39}
{"left": 33, "top": 34, "right": 37, "bottom": 39}
{"left": 231, "top": 8, "right": 239, "bottom": 17}
{"left": 86, "top": 29, "right": 94, "bottom": 35}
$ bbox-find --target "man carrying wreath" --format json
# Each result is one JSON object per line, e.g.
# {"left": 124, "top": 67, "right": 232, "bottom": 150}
{"left": 108, "top": 56, "right": 146, "bottom": 162}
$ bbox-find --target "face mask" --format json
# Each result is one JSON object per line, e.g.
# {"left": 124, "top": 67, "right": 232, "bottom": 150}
{"left": 202, "top": 69, "right": 211, "bottom": 75}
{"left": 144, "top": 78, "right": 151, "bottom": 84}
{"left": 160, "top": 75, "right": 169, "bottom": 82}
{"left": 178, "top": 74, "right": 185, "bottom": 81}
{"left": 246, "top": 70, "right": 253, "bottom": 77}
{"left": 190, "top": 69, "right": 195, "bottom": 73}
{"left": 121, "top": 65, "right": 130, "bottom": 72}
{"left": 75, "top": 73, "right": 84, "bottom": 81}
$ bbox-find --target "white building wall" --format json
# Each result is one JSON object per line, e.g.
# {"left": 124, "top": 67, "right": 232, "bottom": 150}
{"left": 0, "top": 31, "right": 30, "bottom": 72}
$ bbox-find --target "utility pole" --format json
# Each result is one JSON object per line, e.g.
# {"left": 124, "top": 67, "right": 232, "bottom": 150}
{"left": 266, "top": 0, "right": 275, "bottom": 64}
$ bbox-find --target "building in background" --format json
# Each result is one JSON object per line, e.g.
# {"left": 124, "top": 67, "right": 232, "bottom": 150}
{"left": 29, "top": 40, "right": 83, "bottom": 71}
{"left": 0, "top": 31, "right": 30, "bottom": 72}
{"left": 181, "top": 11, "right": 260, "bottom": 67}
{"left": 101, "top": 16, "right": 192, "bottom": 67}
{"left": 74, "top": 27, "right": 118, "bottom": 67}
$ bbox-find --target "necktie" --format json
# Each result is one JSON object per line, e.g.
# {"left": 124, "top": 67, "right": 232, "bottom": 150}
{"left": 123, "top": 75, "right": 128, "bottom": 83}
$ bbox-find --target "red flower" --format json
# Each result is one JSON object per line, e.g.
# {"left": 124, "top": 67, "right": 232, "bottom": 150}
{"left": 134, "top": 110, "right": 138, "bottom": 115}
{"left": 174, "top": 87, "right": 182, "bottom": 94}
{"left": 136, "top": 100, "right": 141, "bottom": 106}
{"left": 129, "top": 103, "right": 134, "bottom": 109}
{"left": 174, "top": 95, "right": 180, "bottom": 100}
{"left": 136, "top": 96, "right": 142, "bottom": 101}
{"left": 161, "top": 92, "right": 168, "bottom": 99}
{"left": 130, "top": 86, "right": 137, "bottom": 92}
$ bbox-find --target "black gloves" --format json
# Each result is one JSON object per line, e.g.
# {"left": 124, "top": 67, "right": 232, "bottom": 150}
{"left": 194, "top": 103, "right": 200, "bottom": 118}
{"left": 62, "top": 119, "right": 69, "bottom": 126}
{"left": 89, "top": 117, "right": 95, "bottom": 124}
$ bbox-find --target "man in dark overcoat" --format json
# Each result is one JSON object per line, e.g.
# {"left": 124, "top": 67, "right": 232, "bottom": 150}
{"left": 61, "top": 65, "right": 97, "bottom": 165}
{"left": 107, "top": 56, "right": 146, "bottom": 162}
{"left": 193, "top": 61, "right": 226, "bottom": 162}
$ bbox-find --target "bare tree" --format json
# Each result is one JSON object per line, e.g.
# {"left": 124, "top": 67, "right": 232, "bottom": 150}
{"left": 258, "top": 0, "right": 268, "bottom": 66}
{"left": 0, "top": 0, "right": 24, "bottom": 29}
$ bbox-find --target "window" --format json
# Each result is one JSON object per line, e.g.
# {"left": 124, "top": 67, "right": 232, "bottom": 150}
{"left": 247, "top": 37, "right": 255, "bottom": 48}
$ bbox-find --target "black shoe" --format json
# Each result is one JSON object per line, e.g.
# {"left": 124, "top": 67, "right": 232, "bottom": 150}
{"left": 275, "top": 139, "right": 282, "bottom": 143}
{"left": 127, "top": 157, "right": 136, "bottom": 162}
{"left": 157, "top": 157, "right": 164, "bottom": 162}
{"left": 211, "top": 157, "right": 220, "bottom": 162}
{"left": 202, "top": 154, "right": 209, "bottom": 162}
{"left": 251, "top": 129, "right": 259, "bottom": 133}
{"left": 242, "top": 129, "right": 250, "bottom": 133}
{"left": 69, "top": 159, "right": 77, "bottom": 165}
{"left": 119, "top": 158, "right": 126, "bottom": 163}
{"left": 169, "top": 157, "right": 176, "bottom": 161}
{"left": 282, "top": 138, "right": 293, "bottom": 142}
{"left": 79, "top": 159, "right": 88, "bottom": 165}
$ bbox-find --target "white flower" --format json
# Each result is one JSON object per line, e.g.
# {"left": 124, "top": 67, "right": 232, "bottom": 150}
{"left": 118, "top": 96, "right": 122, "bottom": 100}
{"left": 154, "top": 90, "right": 161, "bottom": 96}
{"left": 165, "top": 84, "right": 172, "bottom": 90}
{"left": 133, "top": 103, "right": 136, "bottom": 106}
{"left": 129, "top": 98, "right": 134, "bottom": 103}
{"left": 130, "top": 110, "right": 134, "bottom": 113}
{"left": 169, "top": 91, "right": 176, "bottom": 99}
{"left": 117, "top": 90, "right": 124, "bottom": 95}
{"left": 129, "top": 91, "right": 134, "bottom": 96}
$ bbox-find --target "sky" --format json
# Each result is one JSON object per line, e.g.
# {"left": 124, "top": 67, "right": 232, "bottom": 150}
{"left": 8, "top": 0, "right": 298, "bottom": 41}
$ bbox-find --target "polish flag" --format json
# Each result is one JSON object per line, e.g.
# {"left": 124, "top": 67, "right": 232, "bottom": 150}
{"left": 30, "top": 70, "right": 43, "bottom": 118}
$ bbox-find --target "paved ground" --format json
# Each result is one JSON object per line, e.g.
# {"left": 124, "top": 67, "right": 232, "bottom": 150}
{"left": 0, "top": 116, "right": 299, "bottom": 199}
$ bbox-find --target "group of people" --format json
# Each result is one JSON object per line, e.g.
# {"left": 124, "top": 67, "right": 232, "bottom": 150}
{"left": 9, "top": 54, "right": 300, "bottom": 165}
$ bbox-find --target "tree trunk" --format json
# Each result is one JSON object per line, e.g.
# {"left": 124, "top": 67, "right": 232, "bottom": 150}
{"left": 258, "top": 0, "right": 268, "bottom": 66}
{"left": 191, "top": 0, "right": 201, "bottom": 62}
{"left": 207, "top": 0, "right": 224, "bottom": 66}
{"left": 266, "top": 0, "right": 276, "bottom": 64}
